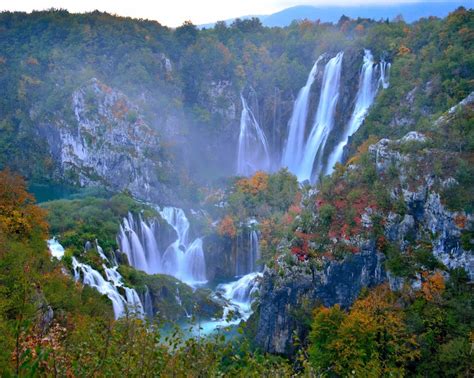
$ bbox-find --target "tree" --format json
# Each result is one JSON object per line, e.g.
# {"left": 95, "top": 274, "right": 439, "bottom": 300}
{"left": 0, "top": 169, "right": 48, "bottom": 240}
{"left": 309, "top": 285, "right": 419, "bottom": 376}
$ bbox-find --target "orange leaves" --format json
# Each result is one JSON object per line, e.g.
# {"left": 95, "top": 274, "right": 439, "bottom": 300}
{"left": 454, "top": 214, "right": 467, "bottom": 229}
{"left": 217, "top": 215, "right": 237, "bottom": 238}
{"left": 398, "top": 44, "right": 411, "bottom": 56}
{"left": 355, "top": 24, "right": 365, "bottom": 34}
{"left": 236, "top": 171, "right": 269, "bottom": 195}
{"left": 0, "top": 169, "right": 48, "bottom": 239}
{"left": 421, "top": 271, "right": 445, "bottom": 302}
{"left": 310, "top": 285, "right": 419, "bottom": 376}
{"left": 112, "top": 98, "right": 129, "bottom": 120}
{"left": 347, "top": 135, "right": 379, "bottom": 166}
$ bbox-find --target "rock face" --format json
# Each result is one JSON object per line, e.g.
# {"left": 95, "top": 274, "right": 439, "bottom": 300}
{"left": 255, "top": 124, "right": 473, "bottom": 356}
{"left": 39, "top": 78, "right": 173, "bottom": 203}
{"left": 204, "top": 225, "right": 262, "bottom": 281}
{"left": 369, "top": 131, "right": 474, "bottom": 281}
{"left": 203, "top": 234, "right": 236, "bottom": 281}
{"left": 255, "top": 243, "right": 385, "bottom": 355}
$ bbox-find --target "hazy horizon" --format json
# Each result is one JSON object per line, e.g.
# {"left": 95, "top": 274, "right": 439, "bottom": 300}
{"left": 0, "top": 0, "right": 468, "bottom": 27}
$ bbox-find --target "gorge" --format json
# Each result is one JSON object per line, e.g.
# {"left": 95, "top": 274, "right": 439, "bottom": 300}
{"left": 0, "top": 6, "right": 472, "bottom": 376}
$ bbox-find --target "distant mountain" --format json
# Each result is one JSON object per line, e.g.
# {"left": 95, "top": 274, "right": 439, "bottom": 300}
{"left": 200, "top": 1, "right": 471, "bottom": 28}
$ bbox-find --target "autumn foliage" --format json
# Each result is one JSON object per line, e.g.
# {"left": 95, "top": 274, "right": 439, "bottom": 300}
{"left": 309, "top": 285, "right": 419, "bottom": 376}
{"left": 0, "top": 169, "right": 48, "bottom": 239}
{"left": 217, "top": 215, "right": 237, "bottom": 238}
{"left": 236, "top": 171, "right": 269, "bottom": 195}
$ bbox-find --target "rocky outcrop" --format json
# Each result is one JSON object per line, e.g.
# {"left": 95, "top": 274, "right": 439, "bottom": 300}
{"left": 369, "top": 131, "right": 474, "bottom": 281}
{"left": 255, "top": 126, "right": 473, "bottom": 356}
{"left": 39, "top": 78, "right": 173, "bottom": 203}
{"left": 255, "top": 242, "right": 385, "bottom": 356}
{"left": 203, "top": 234, "right": 235, "bottom": 281}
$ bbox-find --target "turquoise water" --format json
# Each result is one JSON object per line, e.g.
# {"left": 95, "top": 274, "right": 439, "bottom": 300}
{"left": 29, "top": 183, "right": 110, "bottom": 203}
{"left": 29, "top": 183, "right": 79, "bottom": 203}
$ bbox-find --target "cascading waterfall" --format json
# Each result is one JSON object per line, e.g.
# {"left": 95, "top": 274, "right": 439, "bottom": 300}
{"left": 281, "top": 55, "right": 324, "bottom": 174}
{"left": 117, "top": 208, "right": 207, "bottom": 286}
{"left": 48, "top": 238, "right": 144, "bottom": 319}
{"left": 217, "top": 272, "right": 262, "bottom": 319}
{"left": 325, "top": 50, "right": 379, "bottom": 175}
{"left": 237, "top": 94, "right": 271, "bottom": 176}
{"left": 159, "top": 207, "right": 207, "bottom": 285}
{"left": 72, "top": 256, "right": 144, "bottom": 319}
{"left": 297, "top": 52, "right": 344, "bottom": 182}
{"left": 47, "top": 237, "right": 65, "bottom": 259}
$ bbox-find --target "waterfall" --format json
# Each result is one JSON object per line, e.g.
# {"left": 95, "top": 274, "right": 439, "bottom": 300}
{"left": 236, "top": 224, "right": 261, "bottom": 276}
{"left": 237, "top": 94, "right": 271, "bottom": 176}
{"left": 117, "top": 208, "right": 207, "bottom": 286}
{"left": 249, "top": 230, "right": 260, "bottom": 273}
{"left": 159, "top": 207, "right": 207, "bottom": 285}
{"left": 282, "top": 55, "right": 324, "bottom": 174}
{"left": 47, "top": 238, "right": 65, "bottom": 259}
{"left": 143, "top": 286, "right": 154, "bottom": 319}
{"left": 379, "top": 59, "right": 391, "bottom": 89}
{"left": 297, "top": 52, "right": 344, "bottom": 182}
{"left": 72, "top": 256, "right": 144, "bottom": 319}
{"left": 217, "top": 272, "right": 262, "bottom": 318}
{"left": 325, "top": 51, "right": 391, "bottom": 175}
{"left": 325, "top": 50, "right": 378, "bottom": 175}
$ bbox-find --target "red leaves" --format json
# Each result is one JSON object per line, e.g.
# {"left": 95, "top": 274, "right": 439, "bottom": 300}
{"left": 291, "top": 231, "right": 316, "bottom": 261}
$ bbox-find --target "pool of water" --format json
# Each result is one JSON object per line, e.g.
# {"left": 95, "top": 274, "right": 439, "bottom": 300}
{"left": 29, "top": 182, "right": 110, "bottom": 203}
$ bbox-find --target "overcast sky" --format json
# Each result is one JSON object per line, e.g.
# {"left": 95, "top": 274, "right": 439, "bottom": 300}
{"left": 0, "top": 0, "right": 465, "bottom": 26}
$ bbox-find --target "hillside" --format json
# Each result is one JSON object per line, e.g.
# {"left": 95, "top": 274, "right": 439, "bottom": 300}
{"left": 0, "top": 7, "right": 472, "bottom": 376}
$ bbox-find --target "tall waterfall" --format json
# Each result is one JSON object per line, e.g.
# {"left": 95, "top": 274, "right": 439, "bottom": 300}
{"left": 325, "top": 51, "right": 391, "bottom": 175}
{"left": 237, "top": 94, "right": 271, "bottom": 176}
{"left": 325, "top": 50, "right": 378, "bottom": 175}
{"left": 379, "top": 59, "right": 391, "bottom": 89}
{"left": 236, "top": 226, "right": 261, "bottom": 276}
{"left": 297, "top": 52, "right": 344, "bottom": 182}
{"left": 117, "top": 208, "right": 207, "bottom": 285}
{"left": 281, "top": 55, "right": 324, "bottom": 174}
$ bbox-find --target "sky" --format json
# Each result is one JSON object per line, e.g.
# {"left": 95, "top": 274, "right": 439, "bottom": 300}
{"left": 0, "top": 0, "right": 465, "bottom": 26}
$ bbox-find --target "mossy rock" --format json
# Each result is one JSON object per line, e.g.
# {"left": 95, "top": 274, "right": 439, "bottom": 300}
{"left": 118, "top": 265, "right": 223, "bottom": 322}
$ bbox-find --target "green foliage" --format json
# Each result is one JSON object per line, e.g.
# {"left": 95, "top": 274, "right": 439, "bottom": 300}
{"left": 43, "top": 193, "right": 157, "bottom": 253}
{"left": 227, "top": 169, "right": 299, "bottom": 220}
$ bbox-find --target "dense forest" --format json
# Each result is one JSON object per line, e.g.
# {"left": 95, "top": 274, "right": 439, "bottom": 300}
{"left": 0, "top": 6, "right": 473, "bottom": 376}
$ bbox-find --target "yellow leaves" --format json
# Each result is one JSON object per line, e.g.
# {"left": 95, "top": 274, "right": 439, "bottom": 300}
{"left": 347, "top": 136, "right": 379, "bottom": 166}
{"left": 310, "top": 285, "right": 419, "bottom": 376}
{"left": 236, "top": 171, "right": 269, "bottom": 195}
